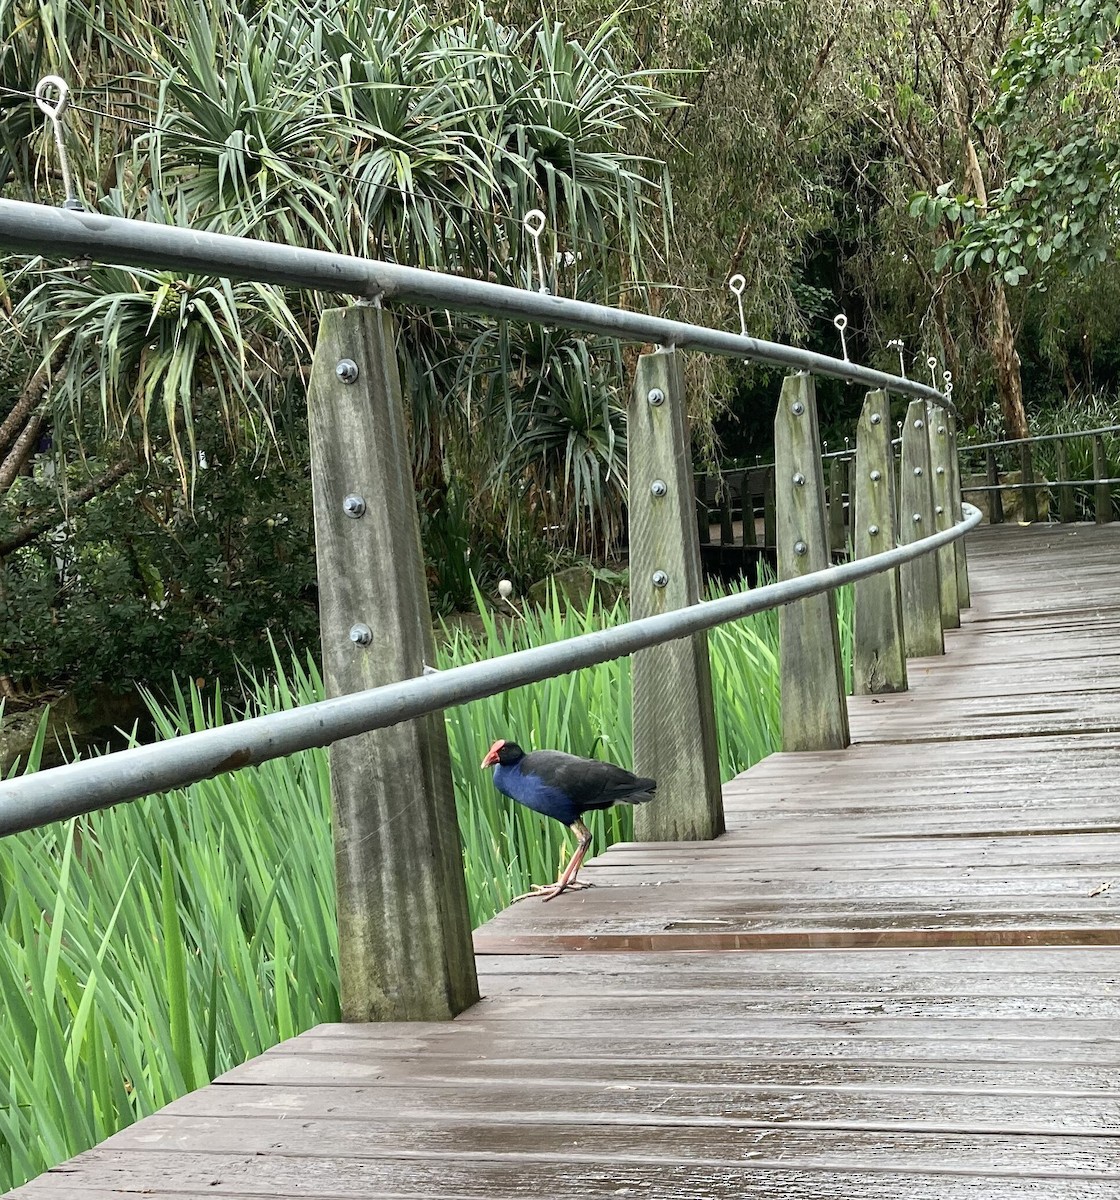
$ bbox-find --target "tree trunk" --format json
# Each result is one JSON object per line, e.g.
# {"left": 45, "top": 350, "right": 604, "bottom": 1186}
{"left": 989, "top": 282, "right": 1028, "bottom": 440}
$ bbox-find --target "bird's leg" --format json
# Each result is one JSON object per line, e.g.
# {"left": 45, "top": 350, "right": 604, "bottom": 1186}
{"left": 508, "top": 820, "right": 595, "bottom": 903}
{"left": 540, "top": 820, "right": 594, "bottom": 902}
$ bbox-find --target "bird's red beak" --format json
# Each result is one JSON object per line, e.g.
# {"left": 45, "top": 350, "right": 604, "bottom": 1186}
{"left": 481, "top": 739, "right": 505, "bottom": 770}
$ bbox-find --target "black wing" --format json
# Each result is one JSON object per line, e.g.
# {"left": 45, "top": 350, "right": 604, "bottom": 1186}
{"left": 520, "top": 750, "right": 657, "bottom": 812}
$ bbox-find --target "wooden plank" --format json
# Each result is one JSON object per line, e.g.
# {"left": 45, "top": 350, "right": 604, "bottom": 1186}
{"left": 775, "top": 373, "right": 849, "bottom": 750}
{"left": 628, "top": 347, "right": 723, "bottom": 840}
{"left": 14, "top": 1150, "right": 1120, "bottom": 1199}
{"left": 307, "top": 305, "right": 476, "bottom": 1021}
{"left": 99, "top": 1115, "right": 1120, "bottom": 1170}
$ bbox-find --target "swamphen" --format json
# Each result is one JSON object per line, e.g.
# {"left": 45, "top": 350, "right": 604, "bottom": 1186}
{"left": 480, "top": 739, "right": 656, "bottom": 901}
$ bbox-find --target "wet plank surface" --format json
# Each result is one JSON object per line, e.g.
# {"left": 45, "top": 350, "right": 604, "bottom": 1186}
{"left": 10, "top": 524, "right": 1120, "bottom": 1197}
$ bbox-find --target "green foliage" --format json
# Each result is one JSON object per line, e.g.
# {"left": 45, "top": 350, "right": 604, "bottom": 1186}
{"left": 0, "top": 442, "right": 319, "bottom": 696}
{"left": 0, "top": 577, "right": 851, "bottom": 1191}
{"left": 916, "top": 1, "right": 1120, "bottom": 287}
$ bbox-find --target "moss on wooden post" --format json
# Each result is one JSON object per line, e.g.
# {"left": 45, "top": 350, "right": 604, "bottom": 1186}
{"left": 828, "top": 457, "right": 845, "bottom": 555}
{"left": 308, "top": 305, "right": 478, "bottom": 1023}
{"left": 947, "top": 411, "right": 971, "bottom": 608}
{"left": 852, "top": 390, "right": 907, "bottom": 695}
{"left": 899, "top": 399, "right": 944, "bottom": 659}
{"left": 630, "top": 348, "right": 724, "bottom": 841}
{"left": 929, "top": 405, "right": 961, "bottom": 631}
{"left": 775, "top": 373, "right": 850, "bottom": 751}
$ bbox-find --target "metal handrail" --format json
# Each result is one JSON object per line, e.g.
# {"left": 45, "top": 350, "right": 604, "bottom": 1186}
{"left": 960, "top": 424, "right": 1120, "bottom": 453}
{"left": 0, "top": 503, "right": 981, "bottom": 836}
{"left": 0, "top": 198, "right": 946, "bottom": 401}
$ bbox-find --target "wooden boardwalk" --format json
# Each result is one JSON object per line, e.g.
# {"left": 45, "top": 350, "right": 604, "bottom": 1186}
{"left": 11, "top": 523, "right": 1120, "bottom": 1198}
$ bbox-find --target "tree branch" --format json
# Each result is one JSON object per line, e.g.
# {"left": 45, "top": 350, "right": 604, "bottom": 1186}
{"left": 0, "top": 336, "right": 71, "bottom": 456}
{"left": 0, "top": 458, "right": 134, "bottom": 557}
{"left": 0, "top": 411, "right": 46, "bottom": 493}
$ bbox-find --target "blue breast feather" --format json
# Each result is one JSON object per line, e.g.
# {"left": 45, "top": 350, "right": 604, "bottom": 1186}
{"left": 492, "top": 762, "right": 581, "bottom": 825}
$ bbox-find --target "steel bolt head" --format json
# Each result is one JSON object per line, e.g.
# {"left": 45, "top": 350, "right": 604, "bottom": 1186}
{"left": 650, "top": 479, "right": 668, "bottom": 497}
{"left": 336, "top": 358, "right": 359, "bottom": 384}
{"left": 870, "top": 412, "right": 882, "bottom": 425}
{"left": 936, "top": 505, "right": 944, "bottom": 515}
{"left": 870, "top": 469, "right": 882, "bottom": 482}
{"left": 913, "top": 512, "right": 922, "bottom": 523}
{"left": 869, "top": 524, "right": 880, "bottom": 536}
{"left": 936, "top": 466, "right": 945, "bottom": 475}
{"left": 794, "top": 540, "right": 808, "bottom": 556}
{"left": 913, "top": 467, "right": 923, "bottom": 476}
{"left": 651, "top": 569, "right": 669, "bottom": 588}
{"left": 914, "top": 419, "right": 925, "bottom": 429}
{"left": 342, "top": 494, "right": 366, "bottom": 519}
{"left": 792, "top": 401, "right": 805, "bottom": 416}
{"left": 938, "top": 426, "right": 947, "bottom": 434}
{"left": 647, "top": 387, "right": 665, "bottom": 406}
{"left": 792, "top": 472, "right": 806, "bottom": 486}
{"left": 349, "top": 623, "right": 373, "bottom": 646}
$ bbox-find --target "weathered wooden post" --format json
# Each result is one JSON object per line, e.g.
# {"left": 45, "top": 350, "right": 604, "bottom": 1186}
{"left": 719, "top": 475, "right": 735, "bottom": 545}
{"left": 928, "top": 405, "right": 961, "bottom": 630}
{"left": 828, "top": 457, "right": 846, "bottom": 555}
{"left": 1056, "top": 440, "right": 1076, "bottom": 523}
{"left": 308, "top": 304, "right": 478, "bottom": 1022}
{"left": 852, "top": 390, "right": 907, "bottom": 694}
{"left": 741, "top": 472, "right": 759, "bottom": 547}
{"left": 986, "top": 448, "right": 1004, "bottom": 524}
{"left": 1020, "top": 441, "right": 1039, "bottom": 522}
{"left": 775, "top": 373, "right": 850, "bottom": 750}
{"left": 763, "top": 467, "right": 777, "bottom": 549}
{"left": 695, "top": 474, "right": 712, "bottom": 544}
{"left": 629, "top": 347, "right": 724, "bottom": 841}
{"left": 899, "top": 399, "right": 944, "bottom": 658}
{"left": 1093, "top": 435, "right": 1112, "bottom": 523}
{"left": 946, "top": 411, "right": 971, "bottom": 608}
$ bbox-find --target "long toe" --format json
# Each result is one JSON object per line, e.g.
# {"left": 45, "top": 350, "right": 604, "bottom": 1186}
{"left": 510, "top": 883, "right": 564, "bottom": 903}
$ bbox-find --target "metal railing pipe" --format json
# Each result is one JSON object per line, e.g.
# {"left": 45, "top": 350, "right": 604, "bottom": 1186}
{"left": 0, "top": 503, "right": 981, "bottom": 837}
{"left": 0, "top": 198, "right": 946, "bottom": 401}
{"left": 961, "top": 424, "right": 1120, "bottom": 453}
{"left": 962, "top": 477, "right": 1120, "bottom": 493}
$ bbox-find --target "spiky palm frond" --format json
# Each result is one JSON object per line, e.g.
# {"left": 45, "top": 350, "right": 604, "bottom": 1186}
{"left": 5, "top": 0, "right": 675, "bottom": 551}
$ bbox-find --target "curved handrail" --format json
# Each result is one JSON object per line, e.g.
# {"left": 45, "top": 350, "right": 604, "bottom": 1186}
{"left": 0, "top": 503, "right": 981, "bottom": 837}
{"left": 0, "top": 198, "right": 945, "bottom": 401}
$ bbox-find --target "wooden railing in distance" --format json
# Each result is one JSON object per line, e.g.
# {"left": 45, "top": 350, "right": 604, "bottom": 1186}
{"left": 961, "top": 426, "right": 1120, "bottom": 525}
